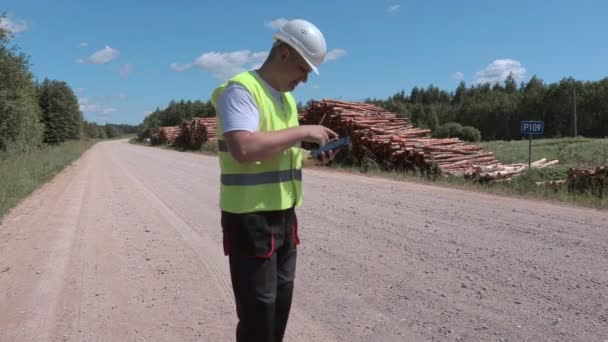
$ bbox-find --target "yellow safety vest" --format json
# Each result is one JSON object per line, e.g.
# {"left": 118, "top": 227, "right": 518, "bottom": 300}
{"left": 211, "top": 71, "right": 303, "bottom": 213}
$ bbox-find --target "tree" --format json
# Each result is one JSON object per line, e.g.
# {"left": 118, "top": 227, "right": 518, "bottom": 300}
{"left": 104, "top": 124, "right": 119, "bottom": 138}
{"left": 38, "top": 79, "right": 82, "bottom": 143}
{"left": 135, "top": 100, "right": 216, "bottom": 141}
{"left": 504, "top": 73, "right": 517, "bottom": 94}
{"left": 0, "top": 19, "right": 44, "bottom": 153}
{"left": 453, "top": 81, "right": 467, "bottom": 104}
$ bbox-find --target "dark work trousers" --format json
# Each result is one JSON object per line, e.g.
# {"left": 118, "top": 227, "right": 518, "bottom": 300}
{"left": 221, "top": 206, "right": 300, "bottom": 342}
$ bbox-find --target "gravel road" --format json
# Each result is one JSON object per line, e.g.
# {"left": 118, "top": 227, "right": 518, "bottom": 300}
{"left": 1, "top": 139, "right": 606, "bottom": 341}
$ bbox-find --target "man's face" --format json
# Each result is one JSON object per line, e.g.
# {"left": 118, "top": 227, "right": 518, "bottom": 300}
{"left": 281, "top": 46, "right": 312, "bottom": 91}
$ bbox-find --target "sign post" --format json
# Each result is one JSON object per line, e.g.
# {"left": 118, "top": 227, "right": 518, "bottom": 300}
{"left": 520, "top": 121, "right": 544, "bottom": 170}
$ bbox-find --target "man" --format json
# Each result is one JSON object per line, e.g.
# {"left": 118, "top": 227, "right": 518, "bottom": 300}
{"left": 210, "top": 19, "right": 338, "bottom": 342}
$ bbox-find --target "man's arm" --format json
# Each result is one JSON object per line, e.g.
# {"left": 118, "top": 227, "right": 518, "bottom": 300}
{"left": 217, "top": 83, "right": 337, "bottom": 163}
{"left": 224, "top": 125, "right": 337, "bottom": 164}
{"left": 224, "top": 128, "right": 305, "bottom": 163}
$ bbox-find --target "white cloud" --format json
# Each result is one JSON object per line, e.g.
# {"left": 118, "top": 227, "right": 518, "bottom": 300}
{"left": 172, "top": 50, "right": 268, "bottom": 80}
{"left": 0, "top": 16, "right": 28, "bottom": 34}
{"left": 75, "top": 58, "right": 85, "bottom": 64}
{"left": 118, "top": 93, "right": 128, "bottom": 101}
{"left": 120, "top": 63, "right": 133, "bottom": 77}
{"left": 78, "top": 97, "right": 118, "bottom": 116}
{"left": 475, "top": 59, "right": 527, "bottom": 84}
{"left": 325, "top": 49, "right": 348, "bottom": 62}
{"left": 250, "top": 51, "right": 268, "bottom": 70}
{"left": 80, "top": 42, "right": 88, "bottom": 48}
{"left": 170, "top": 62, "right": 193, "bottom": 72}
{"left": 173, "top": 45, "right": 346, "bottom": 80}
{"left": 452, "top": 72, "right": 465, "bottom": 81}
{"left": 312, "top": 84, "right": 320, "bottom": 89}
{"left": 87, "top": 46, "right": 120, "bottom": 64}
{"left": 387, "top": 4, "right": 400, "bottom": 13}
{"left": 78, "top": 98, "right": 101, "bottom": 112}
{"left": 266, "top": 18, "right": 289, "bottom": 30}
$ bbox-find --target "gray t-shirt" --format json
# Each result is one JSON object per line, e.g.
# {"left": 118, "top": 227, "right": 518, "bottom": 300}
{"left": 217, "top": 71, "right": 283, "bottom": 133}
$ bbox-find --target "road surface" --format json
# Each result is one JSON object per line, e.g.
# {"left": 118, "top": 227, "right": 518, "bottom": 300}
{"left": 1, "top": 139, "right": 606, "bottom": 341}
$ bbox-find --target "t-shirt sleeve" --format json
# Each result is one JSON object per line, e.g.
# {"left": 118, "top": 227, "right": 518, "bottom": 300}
{"left": 216, "top": 83, "right": 260, "bottom": 133}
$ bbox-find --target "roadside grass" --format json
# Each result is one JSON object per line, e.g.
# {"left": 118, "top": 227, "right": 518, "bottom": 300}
{"left": 0, "top": 139, "right": 97, "bottom": 220}
{"left": 131, "top": 136, "right": 608, "bottom": 208}
{"left": 479, "top": 137, "right": 608, "bottom": 168}
{"left": 330, "top": 137, "right": 608, "bottom": 208}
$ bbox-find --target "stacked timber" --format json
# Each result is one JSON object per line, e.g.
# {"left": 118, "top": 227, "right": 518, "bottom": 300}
{"left": 158, "top": 126, "right": 183, "bottom": 144}
{"left": 299, "top": 99, "right": 501, "bottom": 176}
{"left": 196, "top": 117, "right": 218, "bottom": 142}
{"left": 464, "top": 158, "right": 560, "bottom": 183}
{"left": 179, "top": 117, "right": 218, "bottom": 149}
{"left": 567, "top": 165, "right": 607, "bottom": 196}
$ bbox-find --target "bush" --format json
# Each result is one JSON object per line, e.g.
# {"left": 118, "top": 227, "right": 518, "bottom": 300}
{"left": 432, "top": 122, "right": 481, "bottom": 142}
{"left": 460, "top": 126, "right": 482, "bottom": 142}
{"left": 432, "top": 122, "right": 462, "bottom": 139}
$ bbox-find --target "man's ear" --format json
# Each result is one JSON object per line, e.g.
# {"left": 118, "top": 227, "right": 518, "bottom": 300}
{"left": 279, "top": 45, "right": 291, "bottom": 62}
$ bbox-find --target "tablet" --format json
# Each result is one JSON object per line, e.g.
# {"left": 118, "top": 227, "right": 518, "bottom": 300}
{"left": 310, "top": 136, "right": 351, "bottom": 159}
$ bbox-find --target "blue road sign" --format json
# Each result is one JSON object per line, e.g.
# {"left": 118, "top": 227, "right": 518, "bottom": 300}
{"left": 521, "top": 121, "right": 544, "bottom": 135}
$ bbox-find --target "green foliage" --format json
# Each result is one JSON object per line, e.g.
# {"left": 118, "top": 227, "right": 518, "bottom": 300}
{"left": 0, "top": 19, "right": 44, "bottom": 153}
{"left": 38, "top": 78, "right": 82, "bottom": 143}
{"left": 0, "top": 139, "right": 95, "bottom": 219}
{"left": 104, "top": 123, "right": 119, "bottom": 138}
{"left": 136, "top": 99, "right": 215, "bottom": 141}
{"left": 368, "top": 74, "right": 608, "bottom": 141}
{"left": 459, "top": 126, "right": 482, "bottom": 142}
{"left": 433, "top": 122, "right": 463, "bottom": 138}
{"left": 432, "top": 122, "right": 481, "bottom": 142}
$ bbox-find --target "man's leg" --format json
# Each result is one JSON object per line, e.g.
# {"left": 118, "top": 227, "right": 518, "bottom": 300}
{"left": 229, "top": 253, "right": 278, "bottom": 342}
{"left": 274, "top": 209, "right": 298, "bottom": 341}
{"left": 274, "top": 245, "right": 296, "bottom": 341}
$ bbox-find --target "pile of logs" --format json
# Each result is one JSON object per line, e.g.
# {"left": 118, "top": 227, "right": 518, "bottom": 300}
{"left": 567, "top": 165, "right": 607, "bottom": 197}
{"left": 299, "top": 99, "right": 561, "bottom": 182}
{"left": 464, "top": 158, "right": 560, "bottom": 183}
{"left": 299, "top": 99, "right": 502, "bottom": 177}
{"left": 179, "top": 117, "right": 218, "bottom": 149}
{"left": 198, "top": 117, "right": 218, "bottom": 142}
{"left": 153, "top": 117, "right": 218, "bottom": 148}
{"left": 157, "top": 126, "right": 183, "bottom": 145}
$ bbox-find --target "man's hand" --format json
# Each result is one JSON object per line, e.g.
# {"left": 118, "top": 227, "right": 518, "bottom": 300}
{"left": 302, "top": 147, "right": 340, "bottom": 167}
{"left": 316, "top": 148, "right": 339, "bottom": 165}
{"left": 302, "top": 125, "right": 338, "bottom": 146}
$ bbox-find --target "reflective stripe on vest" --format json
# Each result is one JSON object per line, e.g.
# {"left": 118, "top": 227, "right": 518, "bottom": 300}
{"left": 221, "top": 169, "right": 302, "bottom": 186}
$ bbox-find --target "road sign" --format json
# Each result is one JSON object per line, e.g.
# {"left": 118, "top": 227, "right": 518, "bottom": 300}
{"left": 520, "top": 120, "right": 544, "bottom": 170}
{"left": 521, "top": 121, "right": 544, "bottom": 135}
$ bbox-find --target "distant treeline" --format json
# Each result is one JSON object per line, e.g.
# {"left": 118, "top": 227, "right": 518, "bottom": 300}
{"left": 136, "top": 99, "right": 215, "bottom": 141}
{"left": 139, "top": 74, "right": 608, "bottom": 144}
{"left": 0, "top": 17, "right": 136, "bottom": 157}
{"left": 365, "top": 74, "right": 608, "bottom": 141}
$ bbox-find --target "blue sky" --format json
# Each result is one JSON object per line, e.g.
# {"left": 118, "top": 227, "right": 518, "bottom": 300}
{"left": 2, "top": 1, "right": 607, "bottom": 125}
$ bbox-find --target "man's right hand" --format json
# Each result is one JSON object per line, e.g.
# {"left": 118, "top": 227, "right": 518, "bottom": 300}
{"left": 223, "top": 125, "right": 338, "bottom": 164}
{"left": 302, "top": 125, "right": 338, "bottom": 146}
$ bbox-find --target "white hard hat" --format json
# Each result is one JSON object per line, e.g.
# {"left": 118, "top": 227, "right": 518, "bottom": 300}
{"left": 273, "top": 19, "right": 327, "bottom": 75}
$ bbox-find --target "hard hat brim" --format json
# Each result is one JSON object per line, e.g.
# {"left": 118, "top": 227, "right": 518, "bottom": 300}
{"left": 273, "top": 36, "right": 320, "bottom": 76}
{"left": 302, "top": 56, "right": 320, "bottom": 76}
